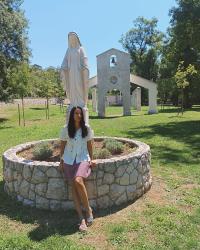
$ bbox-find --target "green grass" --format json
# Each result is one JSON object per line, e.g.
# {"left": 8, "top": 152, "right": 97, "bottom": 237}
{"left": 0, "top": 102, "right": 200, "bottom": 249}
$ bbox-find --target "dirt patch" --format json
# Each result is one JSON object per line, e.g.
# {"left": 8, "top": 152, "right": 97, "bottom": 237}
{"left": 18, "top": 139, "right": 136, "bottom": 162}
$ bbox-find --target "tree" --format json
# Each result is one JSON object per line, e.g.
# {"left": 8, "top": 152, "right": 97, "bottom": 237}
{"left": 119, "top": 17, "right": 164, "bottom": 104}
{"left": 165, "top": 0, "right": 200, "bottom": 107}
{"left": 0, "top": 0, "right": 30, "bottom": 102}
{"left": 175, "top": 61, "right": 197, "bottom": 114}
{"left": 9, "top": 62, "right": 30, "bottom": 125}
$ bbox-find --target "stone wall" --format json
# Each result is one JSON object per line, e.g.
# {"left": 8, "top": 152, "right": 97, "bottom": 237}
{"left": 2, "top": 137, "right": 152, "bottom": 211}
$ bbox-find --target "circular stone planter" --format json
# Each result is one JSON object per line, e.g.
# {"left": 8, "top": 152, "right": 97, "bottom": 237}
{"left": 2, "top": 137, "right": 152, "bottom": 211}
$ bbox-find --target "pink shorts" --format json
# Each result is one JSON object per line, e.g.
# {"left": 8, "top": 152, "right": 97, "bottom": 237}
{"left": 63, "top": 160, "right": 91, "bottom": 181}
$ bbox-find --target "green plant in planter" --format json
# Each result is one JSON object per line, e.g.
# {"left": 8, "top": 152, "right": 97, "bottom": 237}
{"left": 103, "top": 139, "right": 124, "bottom": 154}
{"left": 93, "top": 148, "right": 111, "bottom": 159}
{"left": 33, "top": 142, "right": 53, "bottom": 160}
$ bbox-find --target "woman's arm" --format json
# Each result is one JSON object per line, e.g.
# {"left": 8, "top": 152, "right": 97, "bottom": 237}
{"left": 60, "top": 140, "right": 67, "bottom": 159}
{"left": 87, "top": 140, "right": 93, "bottom": 160}
{"left": 87, "top": 140, "right": 96, "bottom": 167}
{"left": 58, "top": 140, "right": 67, "bottom": 171}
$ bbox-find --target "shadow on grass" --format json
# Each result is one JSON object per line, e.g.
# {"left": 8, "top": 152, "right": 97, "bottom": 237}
{"left": 29, "top": 107, "right": 46, "bottom": 110}
{"left": 0, "top": 118, "right": 9, "bottom": 123}
{"left": 0, "top": 181, "right": 78, "bottom": 241}
{"left": 159, "top": 106, "right": 200, "bottom": 114}
{"left": 123, "top": 120, "right": 200, "bottom": 164}
{"left": 0, "top": 180, "right": 143, "bottom": 242}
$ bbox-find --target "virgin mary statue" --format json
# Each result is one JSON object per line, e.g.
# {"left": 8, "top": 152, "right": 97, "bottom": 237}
{"left": 60, "top": 32, "right": 89, "bottom": 125}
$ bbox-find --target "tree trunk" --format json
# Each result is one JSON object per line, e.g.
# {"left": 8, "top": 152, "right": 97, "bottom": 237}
{"left": 21, "top": 96, "right": 25, "bottom": 126}
{"left": 18, "top": 103, "right": 21, "bottom": 126}
{"left": 47, "top": 97, "right": 49, "bottom": 119}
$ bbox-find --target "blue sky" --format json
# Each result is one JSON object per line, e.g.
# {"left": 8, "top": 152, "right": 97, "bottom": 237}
{"left": 22, "top": 0, "right": 176, "bottom": 77}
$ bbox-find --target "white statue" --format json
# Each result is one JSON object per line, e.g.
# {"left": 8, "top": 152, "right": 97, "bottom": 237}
{"left": 60, "top": 32, "right": 89, "bottom": 125}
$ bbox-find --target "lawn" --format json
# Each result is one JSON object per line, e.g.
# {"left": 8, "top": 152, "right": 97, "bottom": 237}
{"left": 0, "top": 102, "right": 200, "bottom": 250}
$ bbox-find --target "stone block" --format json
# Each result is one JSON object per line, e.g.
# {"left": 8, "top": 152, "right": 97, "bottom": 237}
{"left": 35, "top": 183, "right": 47, "bottom": 196}
{"left": 129, "top": 169, "right": 138, "bottom": 184}
{"left": 85, "top": 181, "right": 97, "bottom": 199}
{"left": 36, "top": 195, "right": 49, "bottom": 209}
{"left": 23, "top": 166, "right": 32, "bottom": 181}
{"left": 46, "top": 167, "right": 62, "bottom": 178}
{"left": 120, "top": 173, "right": 130, "bottom": 185}
{"left": 61, "top": 201, "right": 74, "bottom": 210}
{"left": 97, "top": 184, "right": 109, "bottom": 197}
{"left": 50, "top": 200, "right": 61, "bottom": 211}
{"left": 31, "top": 168, "right": 48, "bottom": 184}
{"left": 110, "top": 184, "right": 126, "bottom": 200}
{"left": 103, "top": 173, "right": 114, "bottom": 185}
{"left": 115, "top": 192, "right": 127, "bottom": 206}
{"left": 46, "top": 178, "right": 67, "bottom": 200}
{"left": 19, "top": 179, "right": 30, "bottom": 198}
{"left": 126, "top": 185, "right": 137, "bottom": 201}
{"left": 97, "top": 195, "right": 110, "bottom": 209}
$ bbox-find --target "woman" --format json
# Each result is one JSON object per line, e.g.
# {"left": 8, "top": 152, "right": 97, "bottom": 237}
{"left": 59, "top": 106, "right": 96, "bottom": 232}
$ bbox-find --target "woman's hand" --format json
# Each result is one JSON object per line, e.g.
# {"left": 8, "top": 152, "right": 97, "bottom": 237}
{"left": 89, "top": 160, "right": 96, "bottom": 168}
{"left": 58, "top": 159, "right": 64, "bottom": 172}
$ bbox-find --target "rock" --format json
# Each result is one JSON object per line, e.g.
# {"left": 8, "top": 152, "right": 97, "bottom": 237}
{"left": 136, "top": 175, "right": 143, "bottom": 189}
{"left": 97, "top": 195, "right": 110, "bottom": 209}
{"left": 19, "top": 179, "right": 30, "bottom": 198}
{"left": 129, "top": 169, "right": 138, "bottom": 184}
{"left": 98, "top": 184, "right": 109, "bottom": 197}
{"left": 36, "top": 195, "right": 49, "bottom": 209}
{"left": 126, "top": 164, "right": 134, "bottom": 174}
{"left": 103, "top": 173, "right": 114, "bottom": 185}
{"left": 23, "top": 166, "right": 32, "bottom": 181}
{"left": 85, "top": 181, "right": 97, "bottom": 199}
{"left": 87, "top": 171, "right": 97, "bottom": 180}
{"left": 115, "top": 177, "right": 121, "bottom": 184}
{"left": 31, "top": 168, "right": 48, "bottom": 184}
{"left": 136, "top": 187, "right": 144, "bottom": 198}
{"left": 104, "top": 162, "right": 116, "bottom": 174}
{"left": 110, "top": 184, "right": 126, "bottom": 200}
{"left": 97, "top": 178, "right": 102, "bottom": 186}
{"left": 126, "top": 185, "right": 137, "bottom": 201}
{"left": 17, "top": 174, "right": 22, "bottom": 186}
{"left": 17, "top": 195, "right": 24, "bottom": 202}
{"left": 50, "top": 200, "right": 61, "bottom": 211}
{"left": 115, "top": 164, "right": 126, "bottom": 178}
{"left": 144, "top": 181, "right": 150, "bottom": 192}
{"left": 97, "top": 170, "right": 104, "bottom": 179}
{"left": 115, "top": 192, "right": 127, "bottom": 205}
{"left": 23, "top": 199, "right": 35, "bottom": 207}
{"left": 46, "top": 167, "right": 61, "bottom": 178}
{"left": 28, "top": 189, "right": 35, "bottom": 200}
{"left": 13, "top": 181, "right": 19, "bottom": 193}
{"left": 4, "top": 167, "right": 13, "bottom": 182}
{"left": 120, "top": 173, "right": 130, "bottom": 185}
{"left": 4, "top": 182, "right": 14, "bottom": 193}
{"left": 132, "top": 158, "right": 139, "bottom": 168}
{"left": 46, "top": 178, "right": 67, "bottom": 200}
{"left": 68, "top": 184, "right": 73, "bottom": 200}
{"left": 35, "top": 183, "right": 47, "bottom": 196}
{"left": 61, "top": 201, "right": 74, "bottom": 210}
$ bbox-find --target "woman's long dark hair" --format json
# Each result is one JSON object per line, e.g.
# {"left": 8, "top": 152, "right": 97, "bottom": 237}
{"left": 68, "top": 106, "right": 88, "bottom": 138}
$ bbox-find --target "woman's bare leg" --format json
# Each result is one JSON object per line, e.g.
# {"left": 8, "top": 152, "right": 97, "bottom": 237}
{"left": 71, "top": 181, "right": 83, "bottom": 219}
{"left": 74, "top": 176, "right": 93, "bottom": 218}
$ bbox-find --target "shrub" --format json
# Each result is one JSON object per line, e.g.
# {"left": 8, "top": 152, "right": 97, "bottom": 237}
{"left": 93, "top": 148, "right": 111, "bottom": 159}
{"left": 33, "top": 142, "right": 53, "bottom": 160}
{"left": 103, "top": 139, "right": 124, "bottom": 154}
